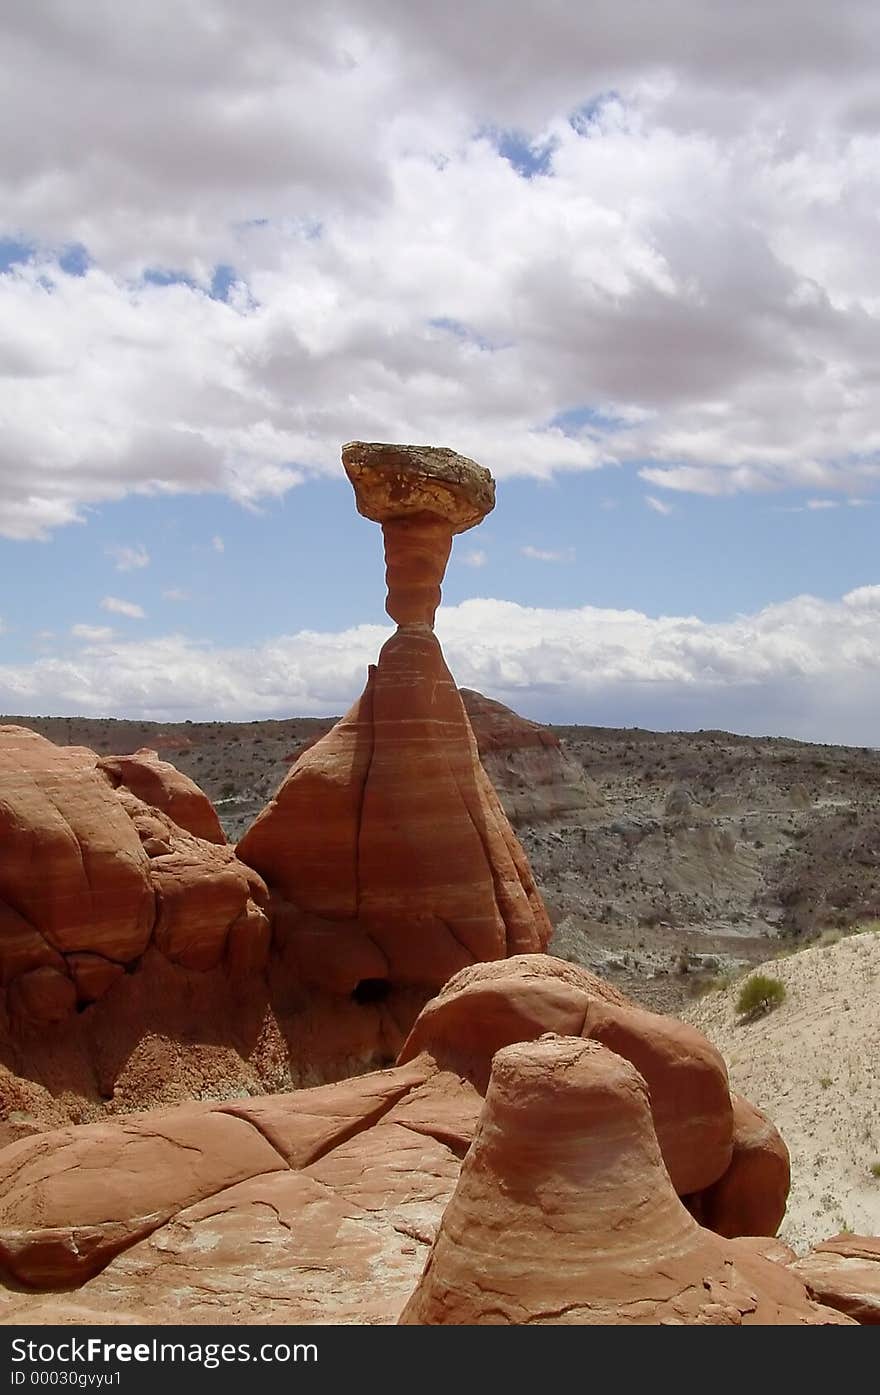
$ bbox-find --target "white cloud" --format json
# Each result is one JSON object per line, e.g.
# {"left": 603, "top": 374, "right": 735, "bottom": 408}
{"left": 521, "top": 545, "right": 575, "bottom": 563}
{"left": 163, "top": 587, "right": 190, "bottom": 601}
{"left": 2, "top": 5, "right": 880, "bottom": 536}
{"left": 2, "top": 587, "right": 880, "bottom": 744}
{"left": 71, "top": 623, "right": 114, "bottom": 641}
{"left": 645, "top": 495, "right": 674, "bottom": 516}
{"left": 100, "top": 596, "right": 145, "bottom": 619}
{"left": 461, "top": 548, "right": 488, "bottom": 568}
{"left": 211, "top": 535, "right": 225, "bottom": 554}
{"left": 106, "top": 543, "right": 150, "bottom": 571}
{"left": 806, "top": 498, "right": 838, "bottom": 510}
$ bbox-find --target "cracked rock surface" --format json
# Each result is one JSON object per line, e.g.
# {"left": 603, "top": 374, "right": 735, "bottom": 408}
{"left": 0, "top": 955, "right": 821, "bottom": 1325}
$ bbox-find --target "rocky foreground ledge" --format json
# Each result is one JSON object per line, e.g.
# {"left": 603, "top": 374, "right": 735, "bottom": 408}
{"left": 0, "top": 954, "right": 860, "bottom": 1326}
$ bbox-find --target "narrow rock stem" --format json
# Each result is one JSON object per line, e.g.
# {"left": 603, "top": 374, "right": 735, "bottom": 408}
{"left": 382, "top": 513, "right": 453, "bottom": 627}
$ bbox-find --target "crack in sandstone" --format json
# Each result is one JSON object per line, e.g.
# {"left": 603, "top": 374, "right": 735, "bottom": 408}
{"left": 296, "top": 1077, "right": 425, "bottom": 1169}
{"left": 209, "top": 1111, "right": 294, "bottom": 1170}
{"left": 352, "top": 671, "right": 377, "bottom": 923}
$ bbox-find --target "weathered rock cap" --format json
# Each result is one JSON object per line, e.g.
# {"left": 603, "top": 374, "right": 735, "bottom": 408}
{"left": 342, "top": 442, "right": 495, "bottom": 533}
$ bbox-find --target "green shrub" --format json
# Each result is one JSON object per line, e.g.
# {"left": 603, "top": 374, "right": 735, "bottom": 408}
{"left": 736, "top": 974, "right": 786, "bottom": 1019}
{"left": 870, "top": 1161, "right": 880, "bottom": 1180}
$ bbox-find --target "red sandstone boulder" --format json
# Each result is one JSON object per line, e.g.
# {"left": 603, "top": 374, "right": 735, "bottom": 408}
{"left": 97, "top": 749, "right": 225, "bottom": 844}
{"left": 0, "top": 956, "right": 807, "bottom": 1324}
{"left": 0, "top": 727, "right": 270, "bottom": 1031}
{"left": 0, "top": 1103, "right": 285, "bottom": 1287}
{"left": 399, "top": 1037, "right": 850, "bottom": 1326}
{"left": 686, "top": 1094, "right": 790, "bottom": 1238}
{"left": 0, "top": 727, "right": 154, "bottom": 982}
{"left": 400, "top": 954, "right": 733, "bottom": 1195}
{"left": 0, "top": 1056, "right": 472, "bottom": 1322}
{"left": 7, "top": 967, "right": 77, "bottom": 1026}
{"left": 116, "top": 789, "right": 270, "bottom": 973}
{"left": 789, "top": 1234, "right": 880, "bottom": 1324}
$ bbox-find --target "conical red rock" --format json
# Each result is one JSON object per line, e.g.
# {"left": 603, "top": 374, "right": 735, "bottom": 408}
{"left": 399, "top": 1036, "right": 851, "bottom": 1326}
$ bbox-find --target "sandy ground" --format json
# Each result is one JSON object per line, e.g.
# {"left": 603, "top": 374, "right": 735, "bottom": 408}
{"left": 686, "top": 929, "right": 880, "bottom": 1252}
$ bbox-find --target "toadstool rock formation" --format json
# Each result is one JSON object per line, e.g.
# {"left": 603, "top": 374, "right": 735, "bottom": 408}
{"left": 237, "top": 444, "right": 551, "bottom": 998}
{"left": 0, "top": 448, "right": 556, "bottom": 1131}
{"left": 399, "top": 1036, "right": 851, "bottom": 1326}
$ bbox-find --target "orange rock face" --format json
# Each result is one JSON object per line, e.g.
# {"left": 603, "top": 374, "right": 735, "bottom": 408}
{"left": 399, "top": 1037, "right": 850, "bottom": 1326}
{"left": 789, "top": 1234, "right": 880, "bottom": 1324}
{"left": 238, "top": 443, "right": 552, "bottom": 993}
{"left": 0, "top": 726, "right": 268, "bottom": 1029}
{"left": 0, "top": 955, "right": 815, "bottom": 1325}
{"left": 686, "top": 1094, "right": 790, "bottom": 1239}
{"left": 400, "top": 954, "right": 733, "bottom": 1195}
{"left": 97, "top": 749, "right": 226, "bottom": 844}
{"left": 0, "top": 726, "right": 155, "bottom": 998}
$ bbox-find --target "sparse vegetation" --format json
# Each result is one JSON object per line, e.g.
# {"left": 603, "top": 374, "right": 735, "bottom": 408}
{"left": 736, "top": 973, "right": 786, "bottom": 1019}
{"left": 870, "top": 1161, "right": 880, "bottom": 1180}
{"left": 819, "top": 1075, "right": 832, "bottom": 1089}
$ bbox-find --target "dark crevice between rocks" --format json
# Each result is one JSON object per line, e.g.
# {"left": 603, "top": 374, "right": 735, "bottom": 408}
{"left": 351, "top": 977, "right": 392, "bottom": 1005}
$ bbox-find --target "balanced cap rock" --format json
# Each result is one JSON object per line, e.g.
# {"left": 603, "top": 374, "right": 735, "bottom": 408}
{"left": 237, "top": 443, "right": 550, "bottom": 1001}
{"left": 342, "top": 442, "right": 494, "bottom": 626}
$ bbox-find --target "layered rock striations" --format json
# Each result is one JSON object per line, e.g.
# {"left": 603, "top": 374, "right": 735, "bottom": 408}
{"left": 0, "top": 445, "right": 557, "bottom": 1127}
{"left": 0, "top": 956, "right": 847, "bottom": 1326}
{"left": 237, "top": 444, "right": 552, "bottom": 996}
{"left": 400, "top": 1036, "right": 850, "bottom": 1326}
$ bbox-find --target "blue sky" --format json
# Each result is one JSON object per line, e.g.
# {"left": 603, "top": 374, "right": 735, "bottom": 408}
{"left": 2, "top": 472, "right": 877, "bottom": 664}
{"left": 2, "top": 3, "right": 880, "bottom": 739}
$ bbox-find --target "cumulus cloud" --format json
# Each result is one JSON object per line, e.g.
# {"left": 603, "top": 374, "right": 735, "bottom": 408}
{"left": 645, "top": 495, "right": 674, "bottom": 516}
{"left": 100, "top": 596, "right": 145, "bottom": 619}
{"left": 3, "top": 4, "right": 880, "bottom": 536}
{"left": 162, "top": 587, "right": 190, "bottom": 601}
{"left": 521, "top": 545, "right": 576, "bottom": 563}
{"left": 106, "top": 542, "right": 150, "bottom": 571}
{"left": 71, "top": 623, "right": 114, "bottom": 641}
{"left": 1, "top": 587, "right": 878, "bottom": 743}
{"left": 211, "top": 535, "right": 225, "bottom": 554}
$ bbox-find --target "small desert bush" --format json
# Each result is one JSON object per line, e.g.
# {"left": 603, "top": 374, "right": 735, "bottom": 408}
{"left": 870, "top": 1161, "right": 880, "bottom": 1180}
{"left": 736, "top": 973, "right": 786, "bottom": 1019}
